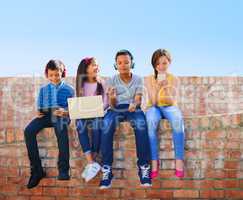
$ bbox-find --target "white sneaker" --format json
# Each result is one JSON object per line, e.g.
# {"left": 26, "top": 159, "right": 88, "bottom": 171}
{"left": 81, "top": 164, "right": 89, "bottom": 179}
{"left": 82, "top": 162, "right": 101, "bottom": 182}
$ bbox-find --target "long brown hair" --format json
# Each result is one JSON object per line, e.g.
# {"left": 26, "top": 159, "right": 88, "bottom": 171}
{"left": 76, "top": 57, "right": 104, "bottom": 97}
{"left": 151, "top": 49, "right": 172, "bottom": 79}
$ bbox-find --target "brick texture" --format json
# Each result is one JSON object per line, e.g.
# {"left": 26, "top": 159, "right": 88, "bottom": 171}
{"left": 0, "top": 76, "right": 243, "bottom": 199}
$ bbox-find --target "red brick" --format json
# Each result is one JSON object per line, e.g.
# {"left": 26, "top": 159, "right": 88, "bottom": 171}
{"left": 43, "top": 187, "right": 68, "bottom": 196}
{"left": 6, "top": 196, "right": 29, "bottom": 200}
{"left": 225, "top": 190, "right": 243, "bottom": 198}
{"left": 30, "top": 197, "right": 55, "bottom": 200}
{"left": 173, "top": 190, "right": 199, "bottom": 198}
{"left": 6, "top": 130, "right": 15, "bottom": 143}
{"left": 96, "top": 189, "right": 120, "bottom": 198}
{"left": 146, "top": 189, "right": 173, "bottom": 198}
{"left": 200, "top": 190, "right": 224, "bottom": 199}
{"left": 121, "top": 189, "right": 146, "bottom": 198}
{"left": 224, "top": 161, "right": 240, "bottom": 169}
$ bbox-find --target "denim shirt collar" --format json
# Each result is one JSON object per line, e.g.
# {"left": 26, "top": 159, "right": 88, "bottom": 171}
{"left": 49, "top": 80, "right": 65, "bottom": 89}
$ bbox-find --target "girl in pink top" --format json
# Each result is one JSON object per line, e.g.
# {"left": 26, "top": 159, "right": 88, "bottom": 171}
{"left": 75, "top": 57, "right": 107, "bottom": 182}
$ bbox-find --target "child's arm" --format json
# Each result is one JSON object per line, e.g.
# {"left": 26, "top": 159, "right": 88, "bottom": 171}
{"left": 107, "top": 87, "right": 117, "bottom": 108}
{"left": 128, "top": 94, "right": 142, "bottom": 112}
{"left": 36, "top": 88, "right": 45, "bottom": 118}
{"left": 53, "top": 108, "right": 69, "bottom": 117}
{"left": 105, "top": 78, "right": 116, "bottom": 108}
{"left": 128, "top": 77, "right": 143, "bottom": 112}
{"left": 159, "top": 76, "right": 178, "bottom": 105}
{"left": 146, "top": 76, "right": 159, "bottom": 106}
{"left": 53, "top": 85, "right": 75, "bottom": 117}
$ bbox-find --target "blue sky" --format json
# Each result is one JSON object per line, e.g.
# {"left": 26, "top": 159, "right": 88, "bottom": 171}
{"left": 0, "top": 0, "right": 242, "bottom": 77}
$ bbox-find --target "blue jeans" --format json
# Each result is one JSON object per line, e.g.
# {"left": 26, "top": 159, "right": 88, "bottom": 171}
{"left": 76, "top": 118, "right": 102, "bottom": 155}
{"left": 100, "top": 104, "right": 151, "bottom": 166}
{"left": 146, "top": 106, "right": 185, "bottom": 160}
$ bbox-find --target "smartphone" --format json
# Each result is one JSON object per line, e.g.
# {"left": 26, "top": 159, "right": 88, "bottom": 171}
{"left": 157, "top": 73, "right": 166, "bottom": 81}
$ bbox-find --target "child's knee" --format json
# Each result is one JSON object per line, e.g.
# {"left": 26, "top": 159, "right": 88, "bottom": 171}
{"left": 24, "top": 125, "right": 33, "bottom": 137}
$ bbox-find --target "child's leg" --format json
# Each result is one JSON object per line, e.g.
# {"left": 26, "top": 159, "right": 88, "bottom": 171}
{"left": 145, "top": 106, "right": 162, "bottom": 168}
{"left": 126, "top": 108, "right": 151, "bottom": 166}
{"left": 52, "top": 117, "right": 70, "bottom": 173}
{"left": 100, "top": 110, "right": 120, "bottom": 167}
{"left": 24, "top": 116, "right": 52, "bottom": 173}
{"left": 91, "top": 117, "right": 102, "bottom": 156}
{"left": 160, "top": 106, "right": 185, "bottom": 162}
{"left": 76, "top": 119, "right": 93, "bottom": 163}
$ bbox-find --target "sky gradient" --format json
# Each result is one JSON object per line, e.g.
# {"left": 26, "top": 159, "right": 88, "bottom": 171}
{"left": 0, "top": 0, "right": 243, "bottom": 77}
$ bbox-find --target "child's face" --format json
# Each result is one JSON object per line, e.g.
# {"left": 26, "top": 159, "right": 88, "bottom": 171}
{"left": 116, "top": 55, "right": 132, "bottom": 74}
{"left": 47, "top": 69, "right": 62, "bottom": 84}
{"left": 156, "top": 56, "right": 170, "bottom": 73}
{"left": 86, "top": 59, "right": 99, "bottom": 78}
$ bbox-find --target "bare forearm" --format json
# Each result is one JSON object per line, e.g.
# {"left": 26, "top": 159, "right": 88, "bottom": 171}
{"left": 134, "top": 94, "right": 142, "bottom": 106}
{"left": 109, "top": 97, "right": 116, "bottom": 107}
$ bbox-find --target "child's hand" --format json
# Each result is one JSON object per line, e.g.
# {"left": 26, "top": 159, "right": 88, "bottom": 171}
{"left": 128, "top": 103, "right": 136, "bottom": 112}
{"left": 156, "top": 79, "right": 169, "bottom": 90}
{"left": 53, "top": 108, "right": 68, "bottom": 117}
{"left": 36, "top": 111, "right": 45, "bottom": 118}
{"left": 107, "top": 87, "right": 116, "bottom": 98}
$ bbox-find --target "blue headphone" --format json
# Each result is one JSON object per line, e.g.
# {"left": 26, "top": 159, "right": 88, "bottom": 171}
{"left": 114, "top": 49, "right": 135, "bottom": 70}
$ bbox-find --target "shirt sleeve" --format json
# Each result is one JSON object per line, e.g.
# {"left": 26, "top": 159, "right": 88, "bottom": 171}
{"left": 69, "top": 86, "right": 75, "bottom": 98}
{"left": 101, "top": 80, "right": 109, "bottom": 110}
{"left": 135, "top": 76, "right": 143, "bottom": 95}
{"left": 104, "top": 77, "right": 113, "bottom": 94}
{"left": 37, "top": 87, "right": 43, "bottom": 109}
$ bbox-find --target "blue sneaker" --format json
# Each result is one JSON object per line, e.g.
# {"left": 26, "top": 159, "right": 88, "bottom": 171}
{"left": 138, "top": 164, "right": 152, "bottom": 187}
{"left": 99, "top": 165, "right": 113, "bottom": 189}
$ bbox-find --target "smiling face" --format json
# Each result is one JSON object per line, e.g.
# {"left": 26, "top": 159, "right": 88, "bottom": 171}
{"left": 155, "top": 55, "right": 170, "bottom": 73}
{"left": 46, "top": 69, "right": 62, "bottom": 85}
{"left": 116, "top": 54, "right": 132, "bottom": 75}
{"left": 86, "top": 59, "right": 99, "bottom": 79}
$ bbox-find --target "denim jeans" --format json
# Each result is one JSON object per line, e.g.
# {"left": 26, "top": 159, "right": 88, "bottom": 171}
{"left": 146, "top": 106, "right": 185, "bottom": 160}
{"left": 100, "top": 104, "right": 151, "bottom": 166}
{"left": 24, "top": 113, "right": 70, "bottom": 173}
{"left": 75, "top": 118, "right": 102, "bottom": 155}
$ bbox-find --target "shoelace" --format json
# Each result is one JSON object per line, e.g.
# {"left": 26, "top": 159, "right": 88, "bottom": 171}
{"left": 141, "top": 165, "right": 150, "bottom": 179}
{"left": 102, "top": 166, "right": 111, "bottom": 180}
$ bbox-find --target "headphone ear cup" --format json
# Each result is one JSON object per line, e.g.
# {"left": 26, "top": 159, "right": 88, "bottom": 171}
{"left": 113, "top": 63, "right": 117, "bottom": 70}
{"left": 131, "top": 62, "right": 135, "bottom": 69}
{"left": 62, "top": 68, "right": 66, "bottom": 77}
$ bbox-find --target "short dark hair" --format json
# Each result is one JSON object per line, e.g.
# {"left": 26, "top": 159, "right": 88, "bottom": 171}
{"left": 115, "top": 49, "right": 134, "bottom": 61}
{"left": 44, "top": 59, "right": 66, "bottom": 78}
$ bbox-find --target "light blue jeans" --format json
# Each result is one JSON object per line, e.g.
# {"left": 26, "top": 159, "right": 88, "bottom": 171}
{"left": 146, "top": 106, "right": 185, "bottom": 160}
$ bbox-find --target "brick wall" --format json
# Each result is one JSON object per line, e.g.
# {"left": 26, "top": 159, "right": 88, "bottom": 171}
{"left": 0, "top": 77, "right": 243, "bottom": 200}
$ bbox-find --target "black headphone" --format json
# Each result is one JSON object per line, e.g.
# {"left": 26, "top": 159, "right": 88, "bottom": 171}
{"left": 114, "top": 49, "right": 135, "bottom": 70}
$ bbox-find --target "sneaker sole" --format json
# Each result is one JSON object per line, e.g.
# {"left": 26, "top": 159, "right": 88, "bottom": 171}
{"left": 141, "top": 183, "right": 152, "bottom": 187}
{"left": 99, "top": 179, "right": 113, "bottom": 190}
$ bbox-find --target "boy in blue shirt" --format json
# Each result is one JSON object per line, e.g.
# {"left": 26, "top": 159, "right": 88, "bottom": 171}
{"left": 24, "top": 60, "right": 74, "bottom": 189}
